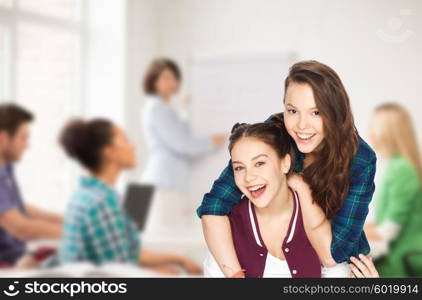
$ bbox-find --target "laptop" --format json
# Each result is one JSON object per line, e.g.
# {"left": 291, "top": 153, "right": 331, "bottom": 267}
{"left": 123, "top": 183, "right": 154, "bottom": 231}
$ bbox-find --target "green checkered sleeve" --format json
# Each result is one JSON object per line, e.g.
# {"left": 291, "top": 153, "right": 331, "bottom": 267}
{"left": 59, "top": 190, "right": 140, "bottom": 265}
{"left": 83, "top": 196, "right": 140, "bottom": 264}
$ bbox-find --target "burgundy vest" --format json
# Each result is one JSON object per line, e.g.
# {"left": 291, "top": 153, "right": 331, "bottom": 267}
{"left": 229, "top": 188, "right": 322, "bottom": 278}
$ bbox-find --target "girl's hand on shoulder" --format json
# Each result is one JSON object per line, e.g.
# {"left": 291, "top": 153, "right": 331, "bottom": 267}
{"left": 349, "top": 254, "right": 379, "bottom": 278}
{"left": 287, "top": 173, "right": 312, "bottom": 198}
{"left": 287, "top": 173, "right": 306, "bottom": 190}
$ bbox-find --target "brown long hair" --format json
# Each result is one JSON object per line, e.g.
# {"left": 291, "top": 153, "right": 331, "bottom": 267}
{"left": 228, "top": 114, "right": 295, "bottom": 175}
{"left": 284, "top": 60, "right": 358, "bottom": 218}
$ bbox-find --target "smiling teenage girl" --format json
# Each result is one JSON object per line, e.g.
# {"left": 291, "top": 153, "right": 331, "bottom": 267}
{"left": 197, "top": 60, "right": 377, "bottom": 277}
{"left": 204, "top": 119, "right": 353, "bottom": 277}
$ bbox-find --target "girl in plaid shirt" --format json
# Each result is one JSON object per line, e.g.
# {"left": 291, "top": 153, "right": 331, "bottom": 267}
{"left": 198, "top": 60, "right": 377, "bottom": 277}
{"left": 59, "top": 118, "right": 201, "bottom": 275}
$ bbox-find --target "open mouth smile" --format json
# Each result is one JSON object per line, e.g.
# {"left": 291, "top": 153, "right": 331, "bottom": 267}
{"left": 296, "top": 132, "right": 316, "bottom": 144}
{"left": 247, "top": 184, "right": 267, "bottom": 199}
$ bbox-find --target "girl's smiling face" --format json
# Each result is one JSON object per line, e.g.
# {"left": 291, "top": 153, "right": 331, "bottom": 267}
{"left": 284, "top": 82, "right": 325, "bottom": 154}
{"left": 231, "top": 137, "right": 291, "bottom": 208}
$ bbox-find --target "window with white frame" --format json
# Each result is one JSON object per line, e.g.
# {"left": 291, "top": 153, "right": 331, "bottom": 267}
{"left": 0, "top": 0, "right": 83, "bottom": 212}
{"left": 0, "top": 25, "right": 10, "bottom": 99}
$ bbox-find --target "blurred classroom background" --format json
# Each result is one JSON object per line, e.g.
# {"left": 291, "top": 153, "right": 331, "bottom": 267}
{"left": 0, "top": 0, "right": 421, "bottom": 277}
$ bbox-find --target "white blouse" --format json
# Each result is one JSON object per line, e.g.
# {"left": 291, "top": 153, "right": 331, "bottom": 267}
{"left": 203, "top": 251, "right": 350, "bottom": 278}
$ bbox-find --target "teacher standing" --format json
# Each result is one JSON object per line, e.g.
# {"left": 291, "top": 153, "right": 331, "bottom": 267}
{"left": 141, "top": 58, "right": 226, "bottom": 234}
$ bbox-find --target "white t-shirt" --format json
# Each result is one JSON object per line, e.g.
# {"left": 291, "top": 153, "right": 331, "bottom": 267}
{"left": 203, "top": 251, "right": 349, "bottom": 278}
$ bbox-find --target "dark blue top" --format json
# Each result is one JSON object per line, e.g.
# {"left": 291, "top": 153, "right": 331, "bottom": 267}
{"left": 0, "top": 165, "right": 26, "bottom": 264}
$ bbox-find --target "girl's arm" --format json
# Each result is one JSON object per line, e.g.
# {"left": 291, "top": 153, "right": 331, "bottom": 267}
{"left": 25, "top": 204, "right": 64, "bottom": 224}
{"left": 198, "top": 160, "right": 245, "bottom": 277}
{"left": 139, "top": 249, "right": 202, "bottom": 275}
{"left": 202, "top": 215, "right": 243, "bottom": 277}
{"left": 288, "top": 174, "right": 336, "bottom": 267}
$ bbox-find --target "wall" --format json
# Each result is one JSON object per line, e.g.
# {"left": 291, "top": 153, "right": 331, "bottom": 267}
{"left": 154, "top": 0, "right": 422, "bottom": 143}
{"left": 124, "top": 0, "right": 159, "bottom": 183}
{"left": 138, "top": 0, "right": 422, "bottom": 219}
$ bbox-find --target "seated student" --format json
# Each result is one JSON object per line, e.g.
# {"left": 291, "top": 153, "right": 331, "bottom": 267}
{"left": 58, "top": 118, "right": 201, "bottom": 275}
{"left": 365, "top": 103, "right": 422, "bottom": 277}
{"left": 204, "top": 116, "right": 378, "bottom": 278}
{"left": 0, "top": 103, "right": 63, "bottom": 267}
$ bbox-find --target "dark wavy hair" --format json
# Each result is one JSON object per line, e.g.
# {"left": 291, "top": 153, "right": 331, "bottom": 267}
{"left": 0, "top": 103, "right": 34, "bottom": 136}
{"left": 284, "top": 60, "right": 358, "bottom": 218}
{"left": 228, "top": 114, "right": 295, "bottom": 175}
{"left": 60, "top": 119, "right": 114, "bottom": 172}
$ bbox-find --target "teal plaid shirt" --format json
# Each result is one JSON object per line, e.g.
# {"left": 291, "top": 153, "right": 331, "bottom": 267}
{"left": 59, "top": 177, "right": 140, "bottom": 265}
{"left": 197, "top": 114, "right": 377, "bottom": 263}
